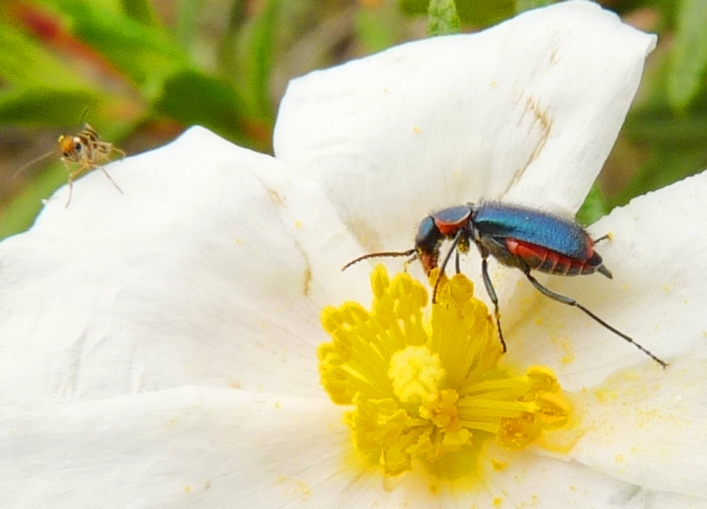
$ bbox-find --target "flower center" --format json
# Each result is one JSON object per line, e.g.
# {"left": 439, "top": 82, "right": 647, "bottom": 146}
{"left": 318, "top": 265, "right": 571, "bottom": 478}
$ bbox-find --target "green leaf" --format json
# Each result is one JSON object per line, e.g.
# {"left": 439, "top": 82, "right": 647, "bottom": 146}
{"left": 610, "top": 143, "right": 707, "bottom": 208}
{"left": 52, "top": 0, "right": 187, "bottom": 88}
{"left": 515, "top": 0, "right": 553, "bottom": 14}
{"left": 0, "top": 163, "right": 68, "bottom": 240}
{"left": 153, "top": 68, "right": 267, "bottom": 148}
{"left": 624, "top": 108, "right": 707, "bottom": 147}
{"left": 176, "top": 0, "right": 201, "bottom": 49}
{"left": 248, "top": 0, "right": 280, "bottom": 117}
{"left": 668, "top": 0, "right": 707, "bottom": 112}
{"left": 219, "top": 0, "right": 279, "bottom": 119}
{"left": 0, "top": 88, "right": 101, "bottom": 125}
{"left": 0, "top": 21, "right": 88, "bottom": 89}
{"left": 401, "top": 0, "right": 514, "bottom": 27}
{"left": 427, "top": 0, "right": 461, "bottom": 36}
{"left": 120, "top": 0, "right": 158, "bottom": 26}
{"left": 576, "top": 183, "right": 607, "bottom": 226}
{"left": 611, "top": 75, "right": 707, "bottom": 206}
{"left": 355, "top": 3, "right": 403, "bottom": 53}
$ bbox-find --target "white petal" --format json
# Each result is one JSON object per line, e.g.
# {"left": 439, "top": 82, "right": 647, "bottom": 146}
{"left": 1, "top": 388, "right": 669, "bottom": 509}
{"left": 503, "top": 170, "right": 707, "bottom": 388}
{"left": 626, "top": 491, "right": 707, "bottom": 509}
{"left": 275, "top": 1, "right": 655, "bottom": 251}
{"left": 0, "top": 389, "right": 342, "bottom": 507}
{"left": 471, "top": 444, "right": 639, "bottom": 509}
{"left": 0, "top": 127, "right": 368, "bottom": 399}
{"left": 566, "top": 352, "right": 707, "bottom": 500}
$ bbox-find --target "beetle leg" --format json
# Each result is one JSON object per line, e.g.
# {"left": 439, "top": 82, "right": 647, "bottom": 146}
{"left": 402, "top": 251, "right": 419, "bottom": 271}
{"left": 481, "top": 256, "right": 507, "bottom": 353}
{"left": 432, "top": 231, "right": 464, "bottom": 304}
{"left": 593, "top": 233, "right": 611, "bottom": 244}
{"left": 455, "top": 250, "right": 461, "bottom": 274}
{"left": 522, "top": 270, "right": 667, "bottom": 368}
{"left": 406, "top": 251, "right": 419, "bottom": 264}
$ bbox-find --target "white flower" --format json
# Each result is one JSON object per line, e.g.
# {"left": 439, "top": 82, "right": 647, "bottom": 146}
{"left": 2, "top": 1, "right": 707, "bottom": 507}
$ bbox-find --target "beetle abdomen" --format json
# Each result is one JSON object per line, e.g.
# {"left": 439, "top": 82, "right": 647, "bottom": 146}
{"left": 505, "top": 238, "right": 605, "bottom": 276}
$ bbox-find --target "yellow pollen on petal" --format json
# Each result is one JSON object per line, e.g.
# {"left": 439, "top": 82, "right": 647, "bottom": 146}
{"left": 318, "top": 265, "right": 572, "bottom": 481}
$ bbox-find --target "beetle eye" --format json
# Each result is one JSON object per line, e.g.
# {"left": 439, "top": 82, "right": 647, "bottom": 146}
{"left": 74, "top": 142, "right": 82, "bottom": 152}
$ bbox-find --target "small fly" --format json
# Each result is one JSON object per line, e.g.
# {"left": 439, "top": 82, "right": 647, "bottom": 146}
{"left": 57, "top": 123, "right": 125, "bottom": 207}
{"left": 15, "top": 122, "right": 125, "bottom": 207}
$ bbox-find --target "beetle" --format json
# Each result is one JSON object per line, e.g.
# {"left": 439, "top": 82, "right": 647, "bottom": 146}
{"left": 343, "top": 202, "right": 667, "bottom": 368}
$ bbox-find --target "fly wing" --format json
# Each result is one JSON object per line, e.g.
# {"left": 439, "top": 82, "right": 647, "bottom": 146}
{"left": 473, "top": 203, "right": 592, "bottom": 260}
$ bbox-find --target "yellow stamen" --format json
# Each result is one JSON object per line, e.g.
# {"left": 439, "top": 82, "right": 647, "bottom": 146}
{"left": 318, "top": 265, "right": 571, "bottom": 478}
{"left": 389, "top": 346, "right": 444, "bottom": 403}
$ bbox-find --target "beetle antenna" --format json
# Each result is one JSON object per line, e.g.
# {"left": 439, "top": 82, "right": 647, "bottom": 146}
{"left": 342, "top": 249, "right": 416, "bottom": 271}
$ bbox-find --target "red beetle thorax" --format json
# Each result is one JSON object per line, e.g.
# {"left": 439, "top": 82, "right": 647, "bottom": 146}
{"left": 417, "top": 252, "right": 439, "bottom": 276}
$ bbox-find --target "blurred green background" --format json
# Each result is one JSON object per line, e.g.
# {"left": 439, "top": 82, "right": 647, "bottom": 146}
{"left": 0, "top": 0, "right": 705, "bottom": 238}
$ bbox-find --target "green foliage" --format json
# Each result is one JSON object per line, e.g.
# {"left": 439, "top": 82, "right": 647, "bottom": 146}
{"left": 667, "top": 0, "right": 707, "bottom": 111}
{"left": 58, "top": 1, "right": 187, "bottom": 89}
{"left": 0, "top": 163, "right": 68, "bottom": 239}
{"left": 356, "top": 3, "right": 404, "bottom": 52}
{"left": 515, "top": 0, "right": 553, "bottom": 13}
{"left": 607, "top": 0, "right": 707, "bottom": 210}
{"left": 0, "top": 21, "right": 89, "bottom": 89}
{"left": 120, "top": 0, "right": 156, "bottom": 26}
{"left": 402, "top": 0, "right": 514, "bottom": 27}
{"left": 235, "top": 0, "right": 280, "bottom": 119}
{"left": 153, "top": 69, "right": 260, "bottom": 148}
{"left": 576, "top": 184, "right": 608, "bottom": 227}
{"left": 611, "top": 101, "right": 707, "bottom": 208}
{"left": 175, "top": 0, "right": 202, "bottom": 49}
{"left": 427, "top": 0, "right": 461, "bottom": 35}
{"left": 0, "top": 88, "right": 99, "bottom": 124}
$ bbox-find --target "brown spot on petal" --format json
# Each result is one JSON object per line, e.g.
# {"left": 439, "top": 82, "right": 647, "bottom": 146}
{"left": 520, "top": 94, "right": 552, "bottom": 167}
{"left": 294, "top": 240, "right": 312, "bottom": 297}
{"left": 503, "top": 92, "right": 553, "bottom": 194}
{"left": 267, "top": 187, "right": 284, "bottom": 206}
{"left": 347, "top": 217, "right": 384, "bottom": 253}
